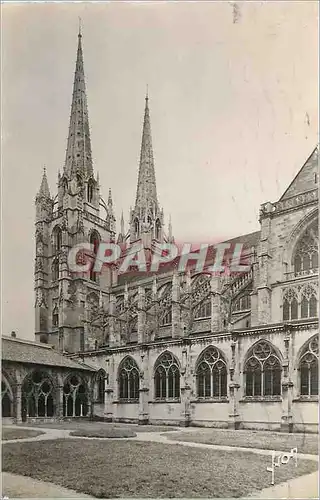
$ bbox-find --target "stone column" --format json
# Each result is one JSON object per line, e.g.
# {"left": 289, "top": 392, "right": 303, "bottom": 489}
{"left": 281, "top": 328, "right": 294, "bottom": 432}
{"left": 250, "top": 258, "right": 259, "bottom": 327}
{"left": 105, "top": 357, "right": 114, "bottom": 422}
{"left": 257, "top": 203, "right": 273, "bottom": 325}
{"left": 138, "top": 287, "right": 146, "bottom": 344}
{"left": 109, "top": 293, "right": 120, "bottom": 347}
{"left": 138, "top": 348, "right": 149, "bottom": 425}
{"left": 14, "top": 383, "right": 22, "bottom": 424}
{"left": 56, "top": 384, "right": 64, "bottom": 419}
{"left": 210, "top": 275, "right": 221, "bottom": 332}
{"left": 172, "top": 270, "right": 181, "bottom": 338}
{"left": 228, "top": 333, "right": 241, "bottom": 429}
{"left": 179, "top": 340, "right": 192, "bottom": 427}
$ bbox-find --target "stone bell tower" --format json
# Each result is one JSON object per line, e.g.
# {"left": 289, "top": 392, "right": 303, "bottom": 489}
{"left": 34, "top": 28, "right": 116, "bottom": 353}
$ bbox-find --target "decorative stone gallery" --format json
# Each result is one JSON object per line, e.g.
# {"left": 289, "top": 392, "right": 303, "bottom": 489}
{"left": 2, "top": 30, "right": 318, "bottom": 431}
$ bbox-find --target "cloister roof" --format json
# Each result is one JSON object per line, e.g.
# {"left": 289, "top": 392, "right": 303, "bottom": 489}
{"left": 2, "top": 336, "right": 96, "bottom": 372}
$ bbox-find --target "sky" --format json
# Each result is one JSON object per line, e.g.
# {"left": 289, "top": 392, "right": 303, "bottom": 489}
{"left": 2, "top": 1, "right": 318, "bottom": 340}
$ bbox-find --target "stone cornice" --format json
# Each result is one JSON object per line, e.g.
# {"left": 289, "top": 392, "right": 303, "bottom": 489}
{"left": 67, "top": 319, "right": 318, "bottom": 358}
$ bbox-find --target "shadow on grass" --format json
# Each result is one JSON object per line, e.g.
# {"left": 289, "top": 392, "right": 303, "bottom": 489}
{"left": 2, "top": 439, "right": 318, "bottom": 498}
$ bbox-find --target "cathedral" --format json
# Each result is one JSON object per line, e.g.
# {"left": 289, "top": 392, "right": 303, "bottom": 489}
{"left": 3, "top": 30, "right": 319, "bottom": 431}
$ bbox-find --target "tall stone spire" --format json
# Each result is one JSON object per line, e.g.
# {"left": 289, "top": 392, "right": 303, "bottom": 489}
{"left": 64, "top": 28, "right": 93, "bottom": 179}
{"left": 134, "top": 94, "right": 158, "bottom": 213}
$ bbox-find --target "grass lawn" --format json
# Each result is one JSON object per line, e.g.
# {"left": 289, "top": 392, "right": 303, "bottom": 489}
{"left": 2, "top": 427, "right": 45, "bottom": 441}
{"left": 19, "top": 421, "right": 178, "bottom": 433}
{"left": 167, "top": 428, "right": 318, "bottom": 455}
{"left": 2, "top": 439, "right": 318, "bottom": 498}
{"left": 70, "top": 428, "right": 137, "bottom": 438}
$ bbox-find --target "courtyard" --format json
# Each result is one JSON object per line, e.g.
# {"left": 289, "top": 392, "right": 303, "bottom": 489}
{"left": 2, "top": 422, "right": 319, "bottom": 499}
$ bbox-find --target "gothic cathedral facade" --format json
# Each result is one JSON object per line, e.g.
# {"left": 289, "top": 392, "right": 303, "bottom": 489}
{"left": 34, "top": 31, "right": 319, "bottom": 431}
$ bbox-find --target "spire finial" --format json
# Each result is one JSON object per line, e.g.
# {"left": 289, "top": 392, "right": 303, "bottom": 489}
{"left": 146, "top": 84, "right": 149, "bottom": 100}
{"left": 78, "top": 17, "right": 82, "bottom": 37}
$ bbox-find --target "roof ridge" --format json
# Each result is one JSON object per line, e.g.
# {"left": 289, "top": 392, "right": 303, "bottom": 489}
{"left": 2, "top": 335, "right": 53, "bottom": 350}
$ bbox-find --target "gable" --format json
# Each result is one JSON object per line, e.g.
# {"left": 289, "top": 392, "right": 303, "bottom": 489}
{"left": 280, "top": 147, "right": 318, "bottom": 200}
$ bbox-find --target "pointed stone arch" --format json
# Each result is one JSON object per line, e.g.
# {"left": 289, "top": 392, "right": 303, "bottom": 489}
{"left": 282, "top": 209, "right": 318, "bottom": 276}
{"left": 154, "top": 351, "right": 180, "bottom": 400}
{"left": 243, "top": 340, "right": 282, "bottom": 397}
{"left": 52, "top": 225, "right": 62, "bottom": 252}
{"left": 21, "top": 370, "right": 56, "bottom": 419}
{"left": 118, "top": 356, "right": 140, "bottom": 401}
{"left": 2, "top": 371, "right": 14, "bottom": 417}
{"left": 296, "top": 335, "right": 318, "bottom": 396}
{"left": 62, "top": 373, "right": 89, "bottom": 417}
{"left": 195, "top": 345, "right": 228, "bottom": 398}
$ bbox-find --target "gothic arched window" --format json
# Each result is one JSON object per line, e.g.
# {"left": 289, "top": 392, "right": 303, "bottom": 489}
{"left": 299, "top": 336, "right": 318, "bottom": 396}
{"left": 196, "top": 346, "right": 227, "bottom": 398}
{"left": 283, "top": 288, "right": 298, "bottom": 321}
{"left": 22, "top": 371, "right": 55, "bottom": 418}
{"left": 158, "top": 283, "right": 172, "bottom": 327}
{"left": 154, "top": 351, "right": 180, "bottom": 400}
{"left": 63, "top": 374, "right": 88, "bottom": 417}
{"left": 53, "top": 226, "right": 62, "bottom": 253}
{"left": 52, "top": 306, "right": 59, "bottom": 328}
{"left": 118, "top": 357, "right": 140, "bottom": 401}
{"left": 194, "top": 300, "right": 212, "bottom": 319}
{"left": 300, "top": 285, "right": 318, "bottom": 319}
{"left": 87, "top": 179, "right": 94, "bottom": 204}
{"left": 293, "top": 219, "right": 318, "bottom": 276}
{"left": 244, "top": 341, "right": 282, "bottom": 397}
{"left": 52, "top": 259, "right": 59, "bottom": 281}
{"left": 159, "top": 308, "right": 172, "bottom": 326}
{"left": 95, "top": 370, "right": 106, "bottom": 404}
{"left": 233, "top": 294, "right": 251, "bottom": 312}
{"left": 89, "top": 231, "right": 100, "bottom": 282}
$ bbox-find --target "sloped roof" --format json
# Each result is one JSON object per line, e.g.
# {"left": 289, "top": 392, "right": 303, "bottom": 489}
{"left": 118, "top": 230, "right": 260, "bottom": 285}
{"left": 280, "top": 146, "right": 318, "bottom": 201}
{"left": 2, "top": 336, "right": 96, "bottom": 372}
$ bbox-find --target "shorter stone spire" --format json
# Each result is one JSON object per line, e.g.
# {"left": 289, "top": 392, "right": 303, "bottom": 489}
{"left": 37, "top": 167, "right": 51, "bottom": 199}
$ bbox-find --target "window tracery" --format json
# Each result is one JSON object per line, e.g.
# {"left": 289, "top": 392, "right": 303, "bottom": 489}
{"left": 154, "top": 352, "right": 180, "bottom": 400}
{"left": 244, "top": 341, "right": 281, "bottom": 397}
{"left": 196, "top": 346, "right": 227, "bottom": 398}
{"left": 298, "top": 336, "right": 318, "bottom": 396}
{"left": 283, "top": 288, "right": 298, "bottom": 321}
{"left": 293, "top": 219, "right": 318, "bottom": 275}
{"left": 118, "top": 357, "right": 140, "bottom": 401}
{"left": 63, "top": 375, "right": 88, "bottom": 417}
{"left": 95, "top": 370, "right": 106, "bottom": 404}
{"left": 52, "top": 226, "right": 62, "bottom": 253}
{"left": 232, "top": 294, "right": 251, "bottom": 312}
{"left": 283, "top": 285, "right": 317, "bottom": 320}
{"left": 22, "top": 371, "right": 55, "bottom": 418}
{"left": 194, "top": 300, "right": 212, "bottom": 319}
